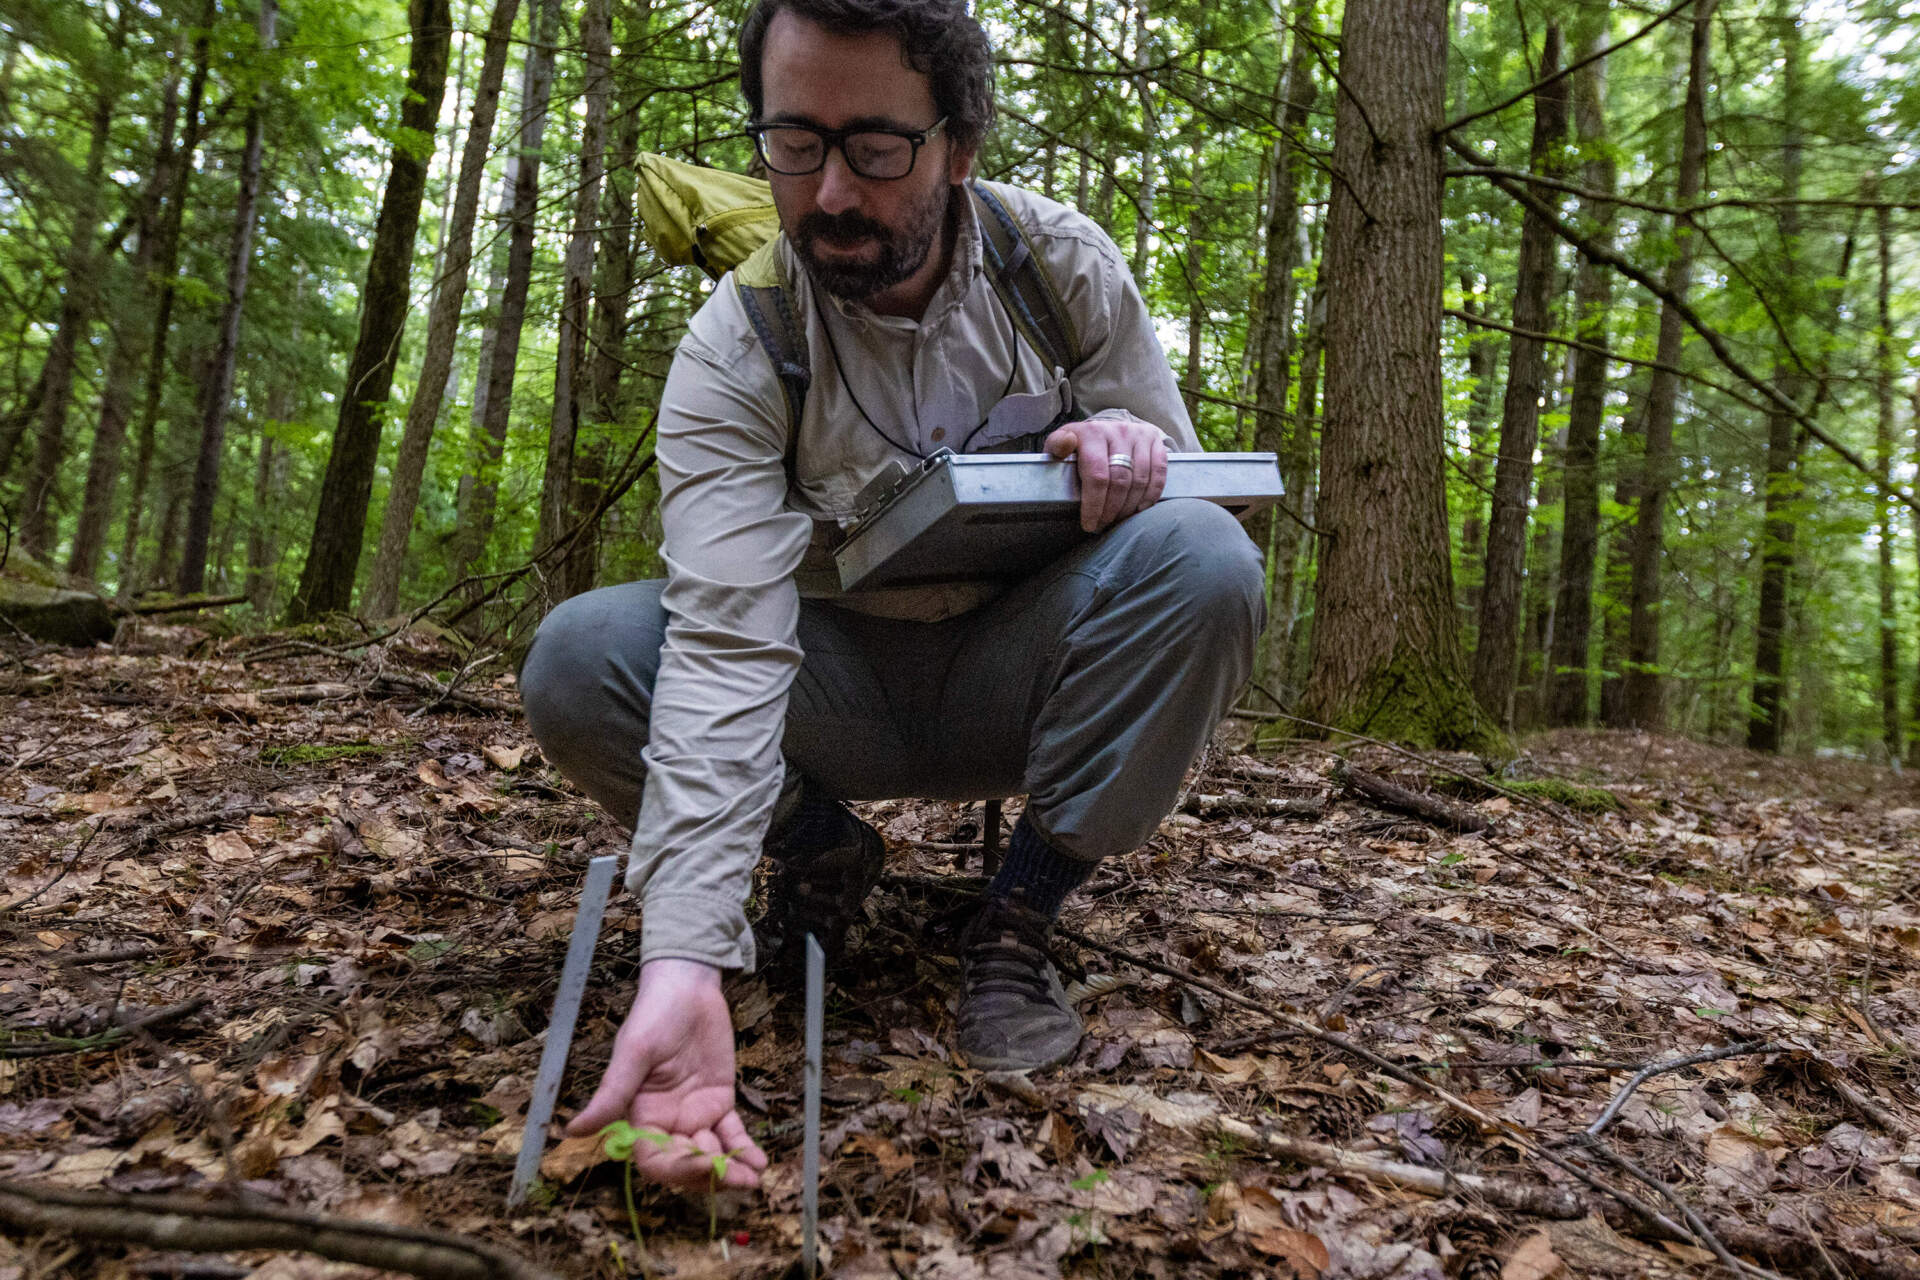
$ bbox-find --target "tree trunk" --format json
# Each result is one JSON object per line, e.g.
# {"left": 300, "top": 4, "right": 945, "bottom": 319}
{"left": 534, "top": 0, "right": 612, "bottom": 595}
{"left": 1470, "top": 24, "right": 1567, "bottom": 727}
{"left": 448, "top": 0, "right": 560, "bottom": 593}
{"left": 19, "top": 27, "right": 123, "bottom": 558}
{"left": 1546, "top": 30, "right": 1616, "bottom": 727}
{"left": 1910, "top": 377, "right": 1920, "bottom": 768}
{"left": 118, "top": 17, "right": 213, "bottom": 602}
{"left": 565, "top": 11, "right": 647, "bottom": 603}
{"left": 1249, "top": 3, "right": 1317, "bottom": 698}
{"left": 1620, "top": 0, "right": 1715, "bottom": 730}
{"left": 1455, "top": 275, "right": 1499, "bottom": 619}
{"left": 363, "top": 0, "right": 520, "bottom": 619}
{"left": 69, "top": 68, "right": 184, "bottom": 584}
{"left": 1299, "top": 0, "right": 1496, "bottom": 751}
{"left": 1874, "top": 201, "right": 1901, "bottom": 762}
{"left": 179, "top": 0, "right": 277, "bottom": 594}
{"left": 284, "top": 0, "right": 453, "bottom": 622}
{"left": 1129, "top": 0, "right": 1156, "bottom": 279}
{"left": 1746, "top": 3, "right": 1804, "bottom": 753}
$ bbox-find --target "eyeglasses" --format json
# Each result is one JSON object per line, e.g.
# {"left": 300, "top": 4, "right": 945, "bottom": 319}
{"left": 748, "top": 117, "right": 949, "bottom": 180}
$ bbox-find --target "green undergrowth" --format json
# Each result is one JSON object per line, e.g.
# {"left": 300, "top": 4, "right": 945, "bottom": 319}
{"left": 261, "top": 741, "right": 393, "bottom": 766}
{"left": 1436, "top": 773, "right": 1624, "bottom": 814}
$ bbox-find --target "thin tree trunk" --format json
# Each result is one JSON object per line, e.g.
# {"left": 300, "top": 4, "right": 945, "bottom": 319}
{"left": 68, "top": 67, "right": 183, "bottom": 583}
{"left": 1074, "top": 0, "right": 1095, "bottom": 215}
{"left": 1620, "top": 0, "right": 1716, "bottom": 730}
{"left": 1300, "top": 0, "right": 1495, "bottom": 751}
{"left": 1546, "top": 30, "right": 1616, "bottom": 727}
{"left": 246, "top": 398, "right": 291, "bottom": 610}
{"left": 1471, "top": 24, "right": 1567, "bottom": 726}
{"left": 1746, "top": 2, "right": 1804, "bottom": 753}
{"left": 118, "top": 16, "right": 212, "bottom": 602}
{"left": 1874, "top": 200, "right": 1901, "bottom": 762}
{"left": 1284, "top": 278, "right": 1326, "bottom": 692}
{"left": 534, "top": 0, "right": 612, "bottom": 594}
{"left": 1910, "top": 377, "right": 1920, "bottom": 767}
{"left": 1456, "top": 275, "right": 1499, "bottom": 618}
{"left": 449, "top": 0, "right": 561, "bottom": 594}
{"left": 19, "top": 28, "right": 123, "bottom": 558}
{"left": 179, "top": 0, "right": 277, "bottom": 594}
{"left": 363, "top": 0, "right": 521, "bottom": 619}
{"left": 1129, "top": 0, "right": 1156, "bottom": 279}
{"left": 285, "top": 0, "right": 453, "bottom": 622}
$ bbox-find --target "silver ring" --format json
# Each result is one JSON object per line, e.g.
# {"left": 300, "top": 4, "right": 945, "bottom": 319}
{"left": 1108, "top": 452, "right": 1134, "bottom": 470}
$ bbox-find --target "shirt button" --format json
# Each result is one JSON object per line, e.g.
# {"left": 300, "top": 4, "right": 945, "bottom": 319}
{"left": 931, "top": 427, "right": 946, "bottom": 442}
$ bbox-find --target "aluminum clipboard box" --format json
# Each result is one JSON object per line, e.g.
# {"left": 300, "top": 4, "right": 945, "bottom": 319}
{"left": 832, "top": 451, "right": 1284, "bottom": 593}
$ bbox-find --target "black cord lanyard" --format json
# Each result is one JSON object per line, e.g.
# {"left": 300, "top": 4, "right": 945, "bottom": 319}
{"left": 810, "top": 273, "right": 1022, "bottom": 460}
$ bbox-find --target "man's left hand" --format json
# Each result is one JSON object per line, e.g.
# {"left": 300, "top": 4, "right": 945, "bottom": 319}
{"left": 1044, "top": 416, "right": 1172, "bottom": 533}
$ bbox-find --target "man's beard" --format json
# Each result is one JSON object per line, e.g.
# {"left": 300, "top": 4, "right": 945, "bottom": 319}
{"left": 793, "top": 180, "right": 952, "bottom": 302}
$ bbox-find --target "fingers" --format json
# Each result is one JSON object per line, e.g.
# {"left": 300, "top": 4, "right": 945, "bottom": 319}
{"left": 716, "top": 1110, "right": 770, "bottom": 1182}
{"left": 627, "top": 1119, "right": 765, "bottom": 1191}
{"left": 566, "top": 1032, "right": 653, "bottom": 1137}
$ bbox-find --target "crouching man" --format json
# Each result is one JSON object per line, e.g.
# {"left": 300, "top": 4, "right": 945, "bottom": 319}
{"left": 518, "top": 0, "right": 1264, "bottom": 1191}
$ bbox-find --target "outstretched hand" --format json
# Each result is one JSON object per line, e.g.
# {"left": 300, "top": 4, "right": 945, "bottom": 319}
{"left": 1044, "top": 415, "right": 1172, "bottom": 533}
{"left": 567, "top": 958, "right": 768, "bottom": 1191}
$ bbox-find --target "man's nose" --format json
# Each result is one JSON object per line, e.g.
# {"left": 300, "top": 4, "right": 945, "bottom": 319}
{"left": 814, "top": 147, "right": 863, "bottom": 215}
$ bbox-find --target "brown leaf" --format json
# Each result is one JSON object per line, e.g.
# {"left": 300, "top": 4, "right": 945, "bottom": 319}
{"left": 483, "top": 743, "right": 526, "bottom": 771}
{"left": 1501, "top": 1230, "right": 1564, "bottom": 1280}
{"left": 540, "top": 1132, "right": 609, "bottom": 1182}
{"left": 1250, "top": 1225, "right": 1329, "bottom": 1276}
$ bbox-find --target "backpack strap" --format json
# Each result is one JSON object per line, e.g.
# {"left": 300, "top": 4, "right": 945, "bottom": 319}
{"left": 969, "top": 182, "right": 1082, "bottom": 376}
{"left": 734, "top": 237, "right": 811, "bottom": 441}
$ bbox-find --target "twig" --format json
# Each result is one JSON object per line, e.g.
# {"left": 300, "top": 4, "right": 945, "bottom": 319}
{"left": 0, "top": 1181, "right": 560, "bottom": 1280}
{"left": 50, "top": 945, "right": 157, "bottom": 967}
{"left": 1579, "top": 1135, "right": 1786, "bottom": 1280}
{"left": 1810, "top": 1061, "right": 1920, "bottom": 1138}
{"left": 1585, "top": 1040, "right": 1786, "bottom": 1138}
{"left": 254, "top": 682, "right": 359, "bottom": 704}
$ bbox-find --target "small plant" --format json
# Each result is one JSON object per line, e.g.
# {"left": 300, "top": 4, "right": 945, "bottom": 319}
{"left": 599, "top": 1121, "right": 672, "bottom": 1262}
{"left": 1069, "top": 1168, "right": 1111, "bottom": 1257}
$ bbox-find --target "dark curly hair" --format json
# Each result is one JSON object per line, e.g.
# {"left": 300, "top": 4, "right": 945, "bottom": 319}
{"left": 739, "top": 0, "right": 996, "bottom": 153}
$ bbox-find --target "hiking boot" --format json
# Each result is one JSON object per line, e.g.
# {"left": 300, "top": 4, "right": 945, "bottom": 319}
{"left": 762, "top": 796, "right": 886, "bottom": 965}
{"left": 954, "top": 894, "right": 1084, "bottom": 1071}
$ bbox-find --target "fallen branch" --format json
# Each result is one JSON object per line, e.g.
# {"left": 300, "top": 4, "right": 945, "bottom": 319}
{"left": 2, "top": 996, "right": 208, "bottom": 1059}
{"left": 0, "top": 1181, "right": 559, "bottom": 1280}
{"left": 126, "top": 594, "right": 248, "bottom": 617}
{"left": 1180, "top": 791, "right": 1327, "bottom": 819}
{"left": 127, "top": 805, "right": 295, "bottom": 851}
{"left": 1585, "top": 1040, "right": 1786, "bottom": 1138}
{"left": 254, "top": 682, "right": 358, "bottom": 704}
{"left": 1811, "top": 1061, "right": 1920, "bottom": 1139}
{"left": 1336, "top": 763, "right": 1488, "bottom": 833}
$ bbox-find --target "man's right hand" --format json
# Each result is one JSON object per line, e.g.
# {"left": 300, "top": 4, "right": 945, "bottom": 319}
{"left": 566, "top": 958, "right": 768, "bottom": 1190}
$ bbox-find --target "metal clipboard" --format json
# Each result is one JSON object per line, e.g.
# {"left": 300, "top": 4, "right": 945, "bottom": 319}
{"left": 831, "top": 451, "right": 1284, "bottom": 593}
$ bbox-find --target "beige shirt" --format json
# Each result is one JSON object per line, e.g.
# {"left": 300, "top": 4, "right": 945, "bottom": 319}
{"left": 632, "top": 180, "right": 1199, "bottom": 970}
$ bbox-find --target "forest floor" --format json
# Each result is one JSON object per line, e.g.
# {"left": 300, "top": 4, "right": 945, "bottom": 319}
{"left": 1, "top": 620, "right": 1918, "bottom": 1280}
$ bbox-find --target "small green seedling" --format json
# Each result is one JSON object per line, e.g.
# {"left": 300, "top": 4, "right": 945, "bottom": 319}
{"left": 600, "top": 1122, "right": 673, "bottom": 1258}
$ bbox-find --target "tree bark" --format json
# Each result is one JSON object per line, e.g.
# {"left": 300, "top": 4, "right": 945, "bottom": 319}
{"left": 1746, "top": 2, "right": 1804, "bottom": 753}
{"left": 1298, "top": 0, "right": 1497, "bottom": 751}
{"left": 534, "top": 0, "right": 613, "bottom": 596}
{"left": 1620, "top": 0, "right": 1715, "bottom": 730}
{"left": 363, "top": 0, "right": 521, "bottom": 619}
{"left": 285, "top": 0, "right": 453, "bottom": 622}
{"left": 1873, "top": 201, "right": 1901, "bottom": 762}
{"left": 1546, "top": 30, "right": 1616, "bottom": 728}
{"left": 1470, "top": 23, "right": 1567, "bottom": 726}
{"left": 449, "top": 0, "right": 561, "bottom": 594}
{"left": 1911, "top": 377, "right": 1920, "bottom": 768}
{"left": 178, "top": 0, "right": 277, "bottom": 594}
{"left": 69, "top": 66, "right": 184, "bottom": 584}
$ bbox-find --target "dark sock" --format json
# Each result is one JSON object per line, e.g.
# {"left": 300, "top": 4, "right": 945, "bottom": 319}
{"left": 988, "top": 813, "right": 1096, "bottom": 918}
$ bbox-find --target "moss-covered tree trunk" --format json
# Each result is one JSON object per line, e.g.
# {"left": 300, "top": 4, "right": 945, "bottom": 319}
{"left": 1298, "top": 0, "right": 1499, "bottom": 752}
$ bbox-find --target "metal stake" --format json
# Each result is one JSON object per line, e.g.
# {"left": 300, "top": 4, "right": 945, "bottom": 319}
{"left": 508, "top": 853, "right": 620, "bottom": 1209}
{"left": 802, "top": 933, "right": 824, "bottom": 1279}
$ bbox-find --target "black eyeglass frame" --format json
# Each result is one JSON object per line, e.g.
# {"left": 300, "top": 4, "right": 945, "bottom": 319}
{"left": 747, "top": 116, "right": 950, "bottom": 180}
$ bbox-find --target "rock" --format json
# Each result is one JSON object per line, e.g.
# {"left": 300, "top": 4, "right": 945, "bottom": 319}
{"left": 0, "top": 579, "right": 116, "bottom": 645}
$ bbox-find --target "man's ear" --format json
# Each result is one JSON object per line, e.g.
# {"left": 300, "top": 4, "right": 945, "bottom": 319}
{"left": 946, "top": 142, "right": 977, "bottom": 186}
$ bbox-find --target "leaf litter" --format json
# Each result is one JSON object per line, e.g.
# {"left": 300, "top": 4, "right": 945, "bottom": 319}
{"left": 0, "top": 630, "right": 1916, "bottom": 1278}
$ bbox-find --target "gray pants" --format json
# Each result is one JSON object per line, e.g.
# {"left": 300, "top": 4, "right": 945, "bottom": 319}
{"left": 519, "top": 499, "right": 1265, "bottom": 861}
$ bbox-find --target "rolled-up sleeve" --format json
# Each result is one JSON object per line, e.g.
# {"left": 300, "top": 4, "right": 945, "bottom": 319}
{"left": 630, "top": 325, "right": 813, "bottom": 971}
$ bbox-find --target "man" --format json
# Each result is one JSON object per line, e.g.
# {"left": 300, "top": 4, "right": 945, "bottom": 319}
{"left": 518, "top": 0, "right": 1263, "bottom": 1192}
